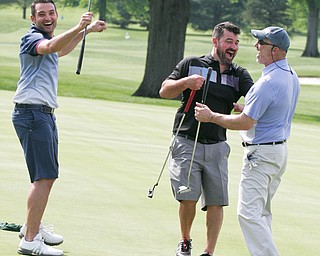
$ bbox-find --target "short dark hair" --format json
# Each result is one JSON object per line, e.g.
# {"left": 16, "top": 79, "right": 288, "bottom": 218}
{"left": 212, "top": 21, "right": 241, "bottom": 39}
{"left": 31, "top": 0, "right": 56, "bottom": 16}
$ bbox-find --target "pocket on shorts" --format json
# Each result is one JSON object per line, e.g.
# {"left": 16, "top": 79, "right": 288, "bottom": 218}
{"left": 12, "top": 109, "right": 35, "bottom": 140}
{"left": 171, "top": 136, "right": 192, "bottom": 159}
{"left": 222, "top": 141, "right": 231, "bottom": 158}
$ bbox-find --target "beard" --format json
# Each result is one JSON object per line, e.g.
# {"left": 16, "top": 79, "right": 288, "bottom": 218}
{"left": 216, "top": 47, "right": 235, "bottom": 66}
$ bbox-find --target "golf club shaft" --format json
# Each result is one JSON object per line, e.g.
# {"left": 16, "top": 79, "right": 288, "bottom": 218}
{"left": 153, "top": 90, "right": 196, "bottom": 185}
{"left": 169, "top": 90, "right": 196, "bottom": 150}
{"left": 185, "top": 67, "right": 213, "bottom": 189}
{"left": 201, "top": 67, "right": 212, "bottom": 104}
{"left": 148, "top": 90, "right": 196, "bottom": 197}
{"left": 76, "top": 0, "right": 92, "bottom": 75}
{"left": 185, "top": 121, "right": 200, "bottom": 189}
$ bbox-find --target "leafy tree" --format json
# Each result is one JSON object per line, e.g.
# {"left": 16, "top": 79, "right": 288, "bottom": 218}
{"left": 108, "top": 0, "right": 133, "bottom": 28}
{"left": 0, "top": 0, "right": 20, "bottom": 3}
{"left": 133, "top": 0, "right": 190, "bottom": 98}
{"left": 106, "top": 0, "right": 149, "bottom": 29}
{"left": 189, "top": 0, "right": 247, "bottom": 31}
{"left": 243, "top": 0, "right": 292, "bottom": 29}
{"left": 288, "top": 0, "right": 308, "bottom": 33}
{"left": 58, "top": 0, "right": 83, "bottom": 7}
{"left": 0, "top": 0, "right": 33, "bottom": 18}
{"left": 58, "top": 0, "right": 148, "bottom": 28}
{"left": 244, "top": 0, "right": 319, "bottom": 57}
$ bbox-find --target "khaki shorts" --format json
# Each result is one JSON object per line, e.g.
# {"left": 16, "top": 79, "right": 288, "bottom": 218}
{"left": 169, "top": 136, "right": 230, "bottom": 211}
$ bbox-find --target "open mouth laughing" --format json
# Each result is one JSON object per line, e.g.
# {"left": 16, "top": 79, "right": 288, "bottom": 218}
{"left": 226, "top": 49, "right": 236, "bottom": 60}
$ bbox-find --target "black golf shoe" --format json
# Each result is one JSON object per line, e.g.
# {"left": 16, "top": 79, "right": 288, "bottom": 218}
{"left": 176, "top": 238, "right": 192, "bottom": 256}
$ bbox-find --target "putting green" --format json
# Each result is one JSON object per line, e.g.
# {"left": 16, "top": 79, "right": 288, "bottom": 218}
{"left": 0, "top": 90, "right": 319, "bottom": 255}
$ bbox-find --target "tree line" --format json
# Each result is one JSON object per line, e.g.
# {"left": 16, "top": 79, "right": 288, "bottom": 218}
{"left": 1, "top": 0, "right": 319, "bottom": 98}
{"left": 5, "top": 0, "right": 319, "bottom": 58}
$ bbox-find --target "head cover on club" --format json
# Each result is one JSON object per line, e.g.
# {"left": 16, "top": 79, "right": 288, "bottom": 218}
{"left": 177, "top": 185, "right": 191, "bottom": 194}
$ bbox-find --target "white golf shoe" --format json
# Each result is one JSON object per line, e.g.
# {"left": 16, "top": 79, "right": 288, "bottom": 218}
{"left": 18, "top": 233, "right": 63, "bottom": 256}
{"left": 19, "top": 223, "right": 63, "bottom": 246}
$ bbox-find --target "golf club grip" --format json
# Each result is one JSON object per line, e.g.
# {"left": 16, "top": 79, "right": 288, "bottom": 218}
{"left": 202, "top": 67, "right": 213, "bottom": 104}
{"left": 184, "top": 90, "right": 196, "bottom": 113}
{"left": 76, "top": 38, "right": 86, "bottom": 75}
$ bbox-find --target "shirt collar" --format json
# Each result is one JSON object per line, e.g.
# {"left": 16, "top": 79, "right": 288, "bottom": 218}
{"left": 30, "top": 23, "right": 52, "bottom": 40}
{"left": 262, "top": 59, "right": 288, "bottom": 76}
{"left": 205, "top": 53, "right": 236, "bottom": 73}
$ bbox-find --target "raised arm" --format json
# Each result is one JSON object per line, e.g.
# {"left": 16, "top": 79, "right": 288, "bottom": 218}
{"left": 36, "top": 12, "right": 106, "bottom": 57}
{"left": 59, "top": 19, "right": 107, "bottom": 57}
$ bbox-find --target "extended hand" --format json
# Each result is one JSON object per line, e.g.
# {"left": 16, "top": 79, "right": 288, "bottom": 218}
{"left": 88, "top": 20, "right": 107, "bottom": 33}
{"left": 233, "top": 103, "right": 244, "bottom": 113}
{"left": 194, "top": 102, "right": 213, "bottom": 123}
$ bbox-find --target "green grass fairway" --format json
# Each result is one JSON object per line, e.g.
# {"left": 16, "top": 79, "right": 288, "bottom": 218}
{"left": 0, "top": 90, "right": 319, "bottom": 255}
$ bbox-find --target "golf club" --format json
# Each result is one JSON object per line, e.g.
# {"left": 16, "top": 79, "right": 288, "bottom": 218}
{"left": 76, "top": 0, "right": 93, "bottom": 75}
{"left": 148, "top": 90, "right": 196, "bottom": 198}
{"left": 177, "top": 67, "right": 212, "bottom": 194}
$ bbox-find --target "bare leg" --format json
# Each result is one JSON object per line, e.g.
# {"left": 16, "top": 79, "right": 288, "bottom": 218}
{"left": 179, "top": 200, "right": 197, "bottom": 239}
{"left": 25, "top": 179, "right": 55, "bottom": 242}
{"left": 204, "top": 205, "right": 223, "bottom": 254}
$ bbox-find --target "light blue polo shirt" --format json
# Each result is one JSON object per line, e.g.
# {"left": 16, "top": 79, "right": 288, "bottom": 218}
{"left": 240, "top": 59, "right": 300, "bottom": 144}
{"left": 13, "top": 24, "right": 59, "bottom": 109}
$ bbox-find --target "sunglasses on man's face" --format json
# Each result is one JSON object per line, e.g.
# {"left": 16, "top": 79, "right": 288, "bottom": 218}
{"left": 258, "top": 39, "right": 275, "bottom": 46}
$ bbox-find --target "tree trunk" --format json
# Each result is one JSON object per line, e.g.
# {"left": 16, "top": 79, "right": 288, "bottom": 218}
{"left": 99, "top": 0, "right": 106, "bottom": 21}
{"left": 133, "top": 0, "right": 190, "bottom": 98}
{"left": 302, "top": 0, "right": 320, "bottom": 57}
{"left": 23, "top": 0, "right": 27, "bottom": 19}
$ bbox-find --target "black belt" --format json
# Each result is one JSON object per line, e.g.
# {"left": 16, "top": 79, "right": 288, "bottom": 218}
{"left": 177, "top": 134, "right": 223, "bottom": 145}
{"left": 242, "top": 140, "right": 286, "bottom": 147}
{"left": 15, "top": 103, "right": 54, "bottom": 114}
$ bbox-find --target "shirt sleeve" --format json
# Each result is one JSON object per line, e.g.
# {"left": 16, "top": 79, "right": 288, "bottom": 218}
{"left": 167, "top": 58, "right": 193, "bottom": 80}
{"left": 20, "top": 32, "right": 45, "bottom": 56}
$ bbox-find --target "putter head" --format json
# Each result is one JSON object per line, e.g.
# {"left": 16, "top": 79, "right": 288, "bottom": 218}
{"left": 147, "top": 188, "right": 154, "bottom": 198}
{"left": 177, "top": 186, "right": 191, "bottom": 194}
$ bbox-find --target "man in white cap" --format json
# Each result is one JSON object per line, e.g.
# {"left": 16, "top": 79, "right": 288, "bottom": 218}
{"left": 194, "top": 26, "right": 300, "bottom": 255}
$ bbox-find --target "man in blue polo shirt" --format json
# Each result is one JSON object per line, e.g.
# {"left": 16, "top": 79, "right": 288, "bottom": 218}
{"left": 195, "top": 26, "right": 300, "bottom": 255}
{"left": 12, "top": 1, "right": 106, "bottom": 255}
